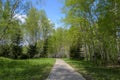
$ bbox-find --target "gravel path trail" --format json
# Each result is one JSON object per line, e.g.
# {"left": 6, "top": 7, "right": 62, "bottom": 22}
{"left": 46, "top": 59, "right": 85, "bottom": 80}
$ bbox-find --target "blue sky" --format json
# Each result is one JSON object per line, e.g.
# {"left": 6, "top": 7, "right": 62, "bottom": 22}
{"left": 32, "top": 0, "right": 65, "bottom": 27}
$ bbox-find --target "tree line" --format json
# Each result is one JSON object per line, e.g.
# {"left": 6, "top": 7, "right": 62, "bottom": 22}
{"left": 0, "top": 0, "right": 54, "bottom": 59}
{"left": 62, "top": 0, "right": 120, "bottom": 65}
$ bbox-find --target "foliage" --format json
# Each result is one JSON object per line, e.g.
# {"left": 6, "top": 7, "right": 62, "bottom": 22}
{"left": 0, "top": 45, "right": 11, "bottom": 57}
{"left": 63, "top": 0, "right": 120, "bottom": 65}
{"left": 0, "top": 0, "right": 54, "bottom": 59}
{"left": 27, "top": 43, "right": 38, "bottom": 58}
{"left": 0, "top": 0, "right": 29, "bottom": 58}
{"left": 47, "top": 28, "right": 69, "bottom": 57}
{"left": 11, "top": 27, "right": 23, "bottom": 59}
{"left": 25, "top": 8, "right": 54, "bottom": 58}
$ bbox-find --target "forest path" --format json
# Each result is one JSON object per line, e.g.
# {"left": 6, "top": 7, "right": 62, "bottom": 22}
{"left": 46, "top": 59, "right": 86, "bottom": 80}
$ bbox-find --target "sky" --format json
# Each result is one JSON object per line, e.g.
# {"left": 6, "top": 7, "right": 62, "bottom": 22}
{"left": 32, "top": 0, "right": 65, "bottom": 28}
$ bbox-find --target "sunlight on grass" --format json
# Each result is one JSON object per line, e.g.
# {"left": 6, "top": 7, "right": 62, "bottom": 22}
{"left": 0, "top": 57, "right": 55, "bottom": 80}
{"left": 64, "top": 59, "right": 120, "bottom": 80}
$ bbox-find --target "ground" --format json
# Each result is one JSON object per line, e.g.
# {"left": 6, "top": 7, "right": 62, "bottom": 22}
{"left": 47, "top": 59, "right": 85, "bottom": 80}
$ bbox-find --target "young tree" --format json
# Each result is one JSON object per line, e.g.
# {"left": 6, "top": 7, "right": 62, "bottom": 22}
{"left": 11, "top": 27, "right": 23, "bottom": 59}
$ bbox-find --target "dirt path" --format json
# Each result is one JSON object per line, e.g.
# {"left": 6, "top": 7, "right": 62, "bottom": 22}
{"left": 46, "top": 59, "right": 85, "bottom": 80}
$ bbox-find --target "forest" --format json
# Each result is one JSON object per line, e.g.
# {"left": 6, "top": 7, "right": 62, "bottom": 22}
{"left": 0, "top": 0, "right": 120, "bottom": 80}
{"left": 1, "top": 0, "right": 120, "bottom": 65}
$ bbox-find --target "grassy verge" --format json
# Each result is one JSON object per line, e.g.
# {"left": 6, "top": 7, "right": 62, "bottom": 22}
{"left": 0, "top": 57, "right": 55, "bottom": 80}
{"left": 64, "top": 59, "right": 120, "bottom": 80}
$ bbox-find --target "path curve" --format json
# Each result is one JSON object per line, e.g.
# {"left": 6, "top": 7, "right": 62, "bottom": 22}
{"left": 46, "top": 59, "right": 86, "bottom": 80}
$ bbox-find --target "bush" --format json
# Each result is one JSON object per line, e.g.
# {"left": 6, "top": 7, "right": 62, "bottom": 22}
{"left": 11, "top": 44, "right": 23, "bottom": 59}
{"left": 20, "top": 54, "right": 29, "bottom": 59}
{"left": 70, "top": 43, "right": 85, "bottom": 60}
{"left": 0, "top": 45, "right": 11, "bottom": 58}
{"left": 27, "top": 43, "right": 38, "bottom": 58}
{"left": 70, "top": 45, "right": 80, "bottom": 59}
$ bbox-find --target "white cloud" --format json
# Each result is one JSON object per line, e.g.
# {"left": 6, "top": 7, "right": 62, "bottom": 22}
{"left": 14, "top": 14, "right": 27, "bottom": 23}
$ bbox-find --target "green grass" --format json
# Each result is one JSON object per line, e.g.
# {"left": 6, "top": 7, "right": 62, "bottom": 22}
{"left": 0, "top": 57, "right": 55, "bottom": 80}
{"left": 64, "top": 59, "right": 120, "bottom": 80}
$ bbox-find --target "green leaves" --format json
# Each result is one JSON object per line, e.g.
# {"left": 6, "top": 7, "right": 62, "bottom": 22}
{"left": 62, "top": 0, "right": 120, "bottom": 64}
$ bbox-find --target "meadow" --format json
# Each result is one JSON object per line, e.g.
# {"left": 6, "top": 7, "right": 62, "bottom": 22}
{"left": 64, "top": 59, "right": 120, "bottom": 80}
{"left": 0, "top": 57, "right": 55, "bottom": 80}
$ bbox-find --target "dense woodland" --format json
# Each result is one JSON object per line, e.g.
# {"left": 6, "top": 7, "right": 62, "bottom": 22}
{"left": 0, "top": 0, "right": 120, "bottom": 66}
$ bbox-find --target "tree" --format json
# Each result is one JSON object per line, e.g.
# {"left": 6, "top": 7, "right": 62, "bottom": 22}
{"left": 47, "top": 27, "right": 69, "bottom": 58}
{"left": 25, "top": 7, "right": 40, "bottom": 58}
{"left": 25, "top": 8, "right": 54, "bottom": 58}
{"left": 0, "top": 0, "right": 29, "bottom": 58}
{"left": 39, "top": 10, "right": 54, "bottom": 57}
{"left": 0, "top": 0, "right": 29, "bottom": 40}
{"left": 11, "top": 27, "right": 23, "bottom": 59}
{"left": 63, "top": 0, "right": 120, "bottom": 65}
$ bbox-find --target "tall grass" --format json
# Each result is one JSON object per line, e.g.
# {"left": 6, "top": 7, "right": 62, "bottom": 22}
{"left": 64, "top": 59, "right": 120, "bottom": 80}
{"left": 0, "top": 57, "right": 55, "bottom": 80}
